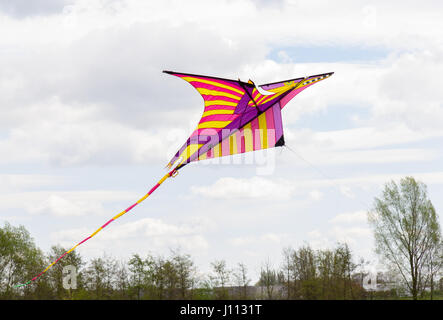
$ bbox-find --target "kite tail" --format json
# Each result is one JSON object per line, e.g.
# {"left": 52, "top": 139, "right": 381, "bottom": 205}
{"left": 14, "top": 169, "right": 178, "bottom": 288}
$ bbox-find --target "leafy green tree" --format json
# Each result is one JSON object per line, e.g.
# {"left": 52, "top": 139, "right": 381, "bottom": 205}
{"left": 84, "top": 254, "right": 119, "bottom": 299}
{"left": 114, "top": 260, "right": 129, "bottom": 299}
{"left": 293, "top": 246, "right": 318, "bottom": 299}
{"left": 128, "top": 254, "right": 148, "bottom": 299}
{"left": 0, "top": 222, "right": 49, "bottom": 299}
{"left": 278, "top": 243, "right": 363, "bottom": 300}
{"left": 171, "top": 250, "right": 197, "bottom": 299}
{"left": 46, "top": 245, "right": 84, "bottom": 299}
{"left": 368, "top": 176, "right": 443, "bottom": 299}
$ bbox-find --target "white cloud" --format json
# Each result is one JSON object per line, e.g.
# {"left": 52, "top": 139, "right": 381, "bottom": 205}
{"left": 0, "top": 190, "right": 136, "bottom": 215}
{"left": 330, "top": 210, "right": 368, "bottom": 224}
{"left": 0, "top": 174, "right": 63, "bottom": 192}
{"left": 339, "top": 185, "right": 354, "bottom": 199}
{"left": 0, "top": 0, "right": 73, "bottom": 18}
{"left": 1, "top": 0, "right": 442, "bottom": 280}
{"left": 330, "top": 226, "right": 372, "bottom": 245}
{"left": 309, "top": 190, "right": 323, "bottom": 201}
{"left": 29, "top": 194, "right": 105, "bottom": 217}
{"left": 0, "top": 98, "right": 175, "bottom": 166}
{"left": 307, "top": 229, "right": 333, "bottom": 250}
{"left": 304, "top": 172, "right": 443, "bottom": 190}
{"left": 191, "top": 176, "right": 297, "bottom": 200}
{"left": 308, "top": 225, "right": 372, "bottom": 249}
{"left": 1, "top": 1, "right": 442, "bottom": 169}
{"left": 50, "top": 217, "right": 209, "bottom": 252}
{"left": 228, "top": 232, "right": 290, "bottom": 246}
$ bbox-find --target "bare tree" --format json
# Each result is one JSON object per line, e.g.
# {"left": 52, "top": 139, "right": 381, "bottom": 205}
{"left": 368, "top": 177, "right": 443, "bottom": 299}
{"left": 281, "top": 247, "right": 293, "bottom": 299}
{"left": 423, "top": 240, "right": 443, "bottom": 299}
{"left": 258, "top": 259, "right": 278, "bottom": 299}
{"left": 233, "top": 262, "right": 251, "bottom": 299}
{"left": 210, "top": 260, "right": 231, "bottom": 299}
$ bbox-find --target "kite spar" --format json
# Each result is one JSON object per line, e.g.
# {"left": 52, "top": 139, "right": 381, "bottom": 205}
{"left": 15, "top": 70, "right": 333, "bottom": 287}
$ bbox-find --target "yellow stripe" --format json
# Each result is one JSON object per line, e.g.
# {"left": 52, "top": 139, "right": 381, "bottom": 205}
{"left": 202, "top": 109, "right": 235, "bottom": 117}
{"left": 198, "top": 121, "right": 232, "bottom": 129}
{"left": 137, "top": 196, "right": 148, "bottom": 204}
{"left": 251, "top": 89, "right": 263, "bottom": 103}
{"left": 212, "top": 144, "right": 220, "bottom": 158}
{"left": 66, "top": 245, "right": 78, "bottom": 254}
{"left": 197, "top": 88, "right": 242, "bottom": 100}
{"left": 260, "top": 89, "right": 287, "bottom": 105}
{"left": 182, "top": 76, "right": 244, "bottom": 95}
{"left": 258, "top": 112, "right": 268, "bottom": 149}
{"left": 178, "top": 144, "right": 203, "bottom": 165}
{"left": 243, "top": 123, "right": 253, "bottom": 152}
{"left": 113, "top": 210, "right": 127, "bottom": 219}
{"left": 204, "top": 100, "right": 238, "bottom": 107}
{"left": 231, "top": 134, "right": 238, "bottom": 155}
{"left": 158, "top": 174, "right": 170, "bottom": 184}
{"left": 256, "top": 93, "right": 269, "bottom": 105}
{"left": 262, "top": 77, "right": 323, "bottom": 99}
{"left": 90, "top": 227, "right": 102, "bottom": 238}
{"left": 199, "top": 152, "right": 207, "bottom": 160}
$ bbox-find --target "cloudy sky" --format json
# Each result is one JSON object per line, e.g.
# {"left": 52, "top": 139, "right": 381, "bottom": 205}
{"left": 1, "top": 0, "right": 443, "bottom": 281}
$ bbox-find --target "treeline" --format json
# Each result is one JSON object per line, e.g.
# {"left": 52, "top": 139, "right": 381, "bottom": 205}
{"left": 257, "top": 244, "right": 366, "bottom": 299}
{"left": 0, "top": 222, "right": 440, "bottom": 300}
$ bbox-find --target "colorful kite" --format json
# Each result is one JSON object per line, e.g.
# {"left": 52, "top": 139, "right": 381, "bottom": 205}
{"left": 16, "top": 70, "right": 333, "bottom": 287}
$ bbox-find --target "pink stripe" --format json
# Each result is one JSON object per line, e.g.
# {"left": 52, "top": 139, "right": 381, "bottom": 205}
{"left": 190, "top": 128, "right": 221, "bottom": 137}
{"left": 180, "top": 74, "right": 242, "bottom": 90}
{"left": 199, "top": 114, "right": 238, "bottom": 123}
{"left": 191, "top": 82, "right": 243, "bottom": 98}
{"left": 252, "top": 90, "right": 261, "bottom": 99}
{"left": 101, "top": 219, "right": 113, "bottom": 229}
{"left": 55, "top": 253, "right": 67, "bottom": 263}
{"left": 124, "top": 202, "right": 138, "bottom": 212}
{"left": 207, "top": 148, "right": 213, "bottom": 158}
{"left": 250, "top": 118, "right": 260, "bottom": 150}
{"left": 202, "top": 95, "right": 240, "bottom": 103}
{"left": 79, "top": 236, "right": 91, "bottom": 245}
{"left": 222, "top": 137, "right": 230, "bottom": 156}
{"left": 203, "top": 105, "right": 236, "bottom": 111}
{"left": 265, "top": 106, "right": 275, "bottom": 130}
{"left": 148, "top": 183, "right": 160, "bottom": 194}
{"left": 265, "top": 107, "right": 276, "bottom": 146}
{"left": 280, "top": 86, "right": 307, "bottom": 109}
{"left": 235, "top": 130, "right": 242, "bottom": 154}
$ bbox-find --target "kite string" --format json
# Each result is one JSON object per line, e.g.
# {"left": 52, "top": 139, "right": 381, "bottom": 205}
{"left": 14, "top": 169, "right": 178, "bottom": 288}
{"left": 283, "top": 145, "right": 370, "bottom": 209}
